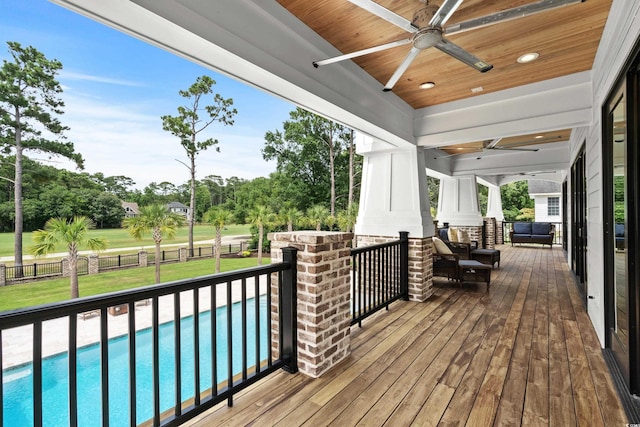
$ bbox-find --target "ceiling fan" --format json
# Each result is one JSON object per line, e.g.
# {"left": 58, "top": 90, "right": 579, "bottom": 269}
{"left": 434, "top": 138, "right": 540, "bottom": 159}
{"left": 313, "top": 0, "right": 585, "bottom": 92}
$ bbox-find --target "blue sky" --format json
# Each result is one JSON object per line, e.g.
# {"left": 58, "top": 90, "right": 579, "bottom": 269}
{"left": 1, "top": 0, "right": 295, "bottom": 189}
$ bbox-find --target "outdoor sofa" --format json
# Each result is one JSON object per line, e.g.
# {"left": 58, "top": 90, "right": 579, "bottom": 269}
{"left": 509, "top": 222, "right": 555, "bottom": 247}
{"left": 616, "top": 223, "right": 625, "bottom": 250}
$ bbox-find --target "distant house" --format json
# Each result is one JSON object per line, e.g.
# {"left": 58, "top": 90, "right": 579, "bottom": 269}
{"left": 528, "top": 180, "right": 562, "bottom": 223}
{"left": 121, "top": 201, "right": 140, "bottom": 218}
{"left": 167, "top": 201, "right": 191, "bottom": 221}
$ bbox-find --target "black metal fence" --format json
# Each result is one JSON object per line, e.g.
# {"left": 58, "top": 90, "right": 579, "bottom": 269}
{"left": 0, "top": 248, "right": 298, "bottom": 427}
{"left": 98, "top": 253, "right": 140, "bottom": 270}
{"left": 2, "top": 243, "right": 249, "bottom": 285}
{"left": 350, "top": 232, "right": 409, "bottom": 327}
{"left": 188, "top": 243, "right": 245, "bottom": 259}
{"left": 4, "top": 261, "right": 63, "bottom": 281}
{"left": 147, "top": 249, "right": 181, "bottom": 264}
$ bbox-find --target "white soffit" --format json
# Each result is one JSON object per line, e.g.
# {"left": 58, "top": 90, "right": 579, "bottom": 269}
{"left": 414, "top": 71, "right": 592, "bottom": 147}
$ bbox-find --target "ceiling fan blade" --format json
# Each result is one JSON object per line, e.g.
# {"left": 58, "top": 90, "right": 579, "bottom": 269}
{"left": 485, "top": 137, "right": 502, "bottom": 149}
{"left": 382, "top": 47, "right": 421, "bottom": 92}
{"left": 435, "top": 39, "right": 493, "bottom": 72}
{"left": 491, "top": 146, "right": 540, "bottom": 152}
{"left": 313, "top": 38, "right": 411, "bottom": 67}
{"left": 347, "top": 0, "right": 418, "bottom": 33}
{"left": 429, "top": 0, "right": 464, "bottom": 28}
{"left": 434, "top": 148, "right": 483, "bottom": 159}
{"left": 445, "top": 0, "right": 585, "bottom": 36}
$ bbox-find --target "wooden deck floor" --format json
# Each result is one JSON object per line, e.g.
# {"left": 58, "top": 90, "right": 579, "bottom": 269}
{"left": 184, "top": 245, "right": 628, "bottom": 426}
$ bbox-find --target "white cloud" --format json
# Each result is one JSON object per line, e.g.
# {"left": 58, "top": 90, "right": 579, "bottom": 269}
{"left": 55, "top": 93, "right": 275, "bottom": 189}
{"left": 59, "top": 70, "right": 146, "bottom": 87}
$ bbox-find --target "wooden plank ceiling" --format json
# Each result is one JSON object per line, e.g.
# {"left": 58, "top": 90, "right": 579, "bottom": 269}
{"left": 438, "top": 129, "right": 572, "bottom": 154}
{"left": 278, "top": 0, "right": 612, "bottom": 110}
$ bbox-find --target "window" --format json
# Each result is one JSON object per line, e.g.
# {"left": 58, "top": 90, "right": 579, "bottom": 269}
{"left": 548, "top": 196, "right": 560, "bottom": 216}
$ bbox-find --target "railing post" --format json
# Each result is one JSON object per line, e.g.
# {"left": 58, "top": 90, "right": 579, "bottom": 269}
{"left": 399, "top": 231, "right": 409, "bottom": 301}
{"left": 0, "top": 264, "right": 5, "bottom": 286}
{"left": 280, "top": 247, "right": 298, "bottom": 374}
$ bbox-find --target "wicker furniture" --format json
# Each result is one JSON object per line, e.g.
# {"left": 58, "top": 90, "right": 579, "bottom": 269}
{"left": 458, "top": 260, "right": 492, "bottom": 288}
{"left": 437, "top": 228, "right": 478, "bottom": 259}
{"left": 471, "top": 248, "right": 501, "bottom": 269}
{"left": 509, "top": 222, "right": 555, "bottom": 247}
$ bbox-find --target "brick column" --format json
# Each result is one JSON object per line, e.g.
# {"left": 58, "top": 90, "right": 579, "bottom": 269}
{"left": 88, "top": 255, "right": 99, "bottom": 274}
{"left": 62, "top": 259, "right": 70, "bottom": 277}
{"left": 483, "top": 217, "right": 497, "bottom": 249}
{"left": 269, "top": 231, "right": 353, "bottom": 378}
{"left": 356, "top": 234, "right": 433, "bottom": 302}
{"left": 139, "top": 251, "right": 148, "bottom": 267}
{"left": 496, "top": 221, "right": 504, "bottom": 244}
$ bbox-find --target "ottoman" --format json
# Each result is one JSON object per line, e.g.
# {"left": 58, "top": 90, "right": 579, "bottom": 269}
{"left": 458, "top": 260, "right": 492, "bottom": 288}
{"left": 471, "top": 248, "right": 501, "bottom": 269}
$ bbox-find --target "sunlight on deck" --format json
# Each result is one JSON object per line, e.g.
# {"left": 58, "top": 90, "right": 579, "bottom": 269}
{"left": 183, "top": 245, "right": 627, "bottom": 426}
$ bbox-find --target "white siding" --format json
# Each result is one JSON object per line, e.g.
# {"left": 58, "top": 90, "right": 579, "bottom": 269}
{"left": 573, "top": 1, "right": 640, "bottom": 345}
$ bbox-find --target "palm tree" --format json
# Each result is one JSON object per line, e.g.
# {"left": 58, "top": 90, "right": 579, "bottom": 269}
{"left": 30, "top": 216, "right": 107, "bottom": 299}
{"left": 306, "top": 204, "right": 330, "bottom": 231}
{"left": 337, "top": 203, "right": 359, "bottom": 232}
{"left": 247, "top": 205, "right": 273, "bottom": 265}
{"left": 280, "top": 206, "right": 303, "bottom": 232}
{"left": 204, "top": 207, "right": 234, "bottom": 273}
{"left": 123, "top": 204, "right": 184, "bottom": 283}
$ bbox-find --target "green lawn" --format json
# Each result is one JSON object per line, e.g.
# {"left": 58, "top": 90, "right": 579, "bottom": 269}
{"left": 0, "top": 256, "right": 270, "bottom": 313}
{"left": 0, "top": 224, "right": 252, "bottom": 258}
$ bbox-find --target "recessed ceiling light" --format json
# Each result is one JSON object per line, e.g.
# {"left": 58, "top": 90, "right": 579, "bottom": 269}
{"left": 517, "top": 52, "right": 539, "bottom": 63}
{"left": 419, "top": 81, "right": 435, "bottom": 89}
{"left": 535, "top": 135, "right": 544, "bottom": 139}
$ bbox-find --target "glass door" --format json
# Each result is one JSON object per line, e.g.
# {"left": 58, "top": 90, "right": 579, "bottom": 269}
{"left": 608, "top": 85, "right": 630, "bottom": 382}
{"left": 571, "top": 146, "right": 587, "bottom": 299}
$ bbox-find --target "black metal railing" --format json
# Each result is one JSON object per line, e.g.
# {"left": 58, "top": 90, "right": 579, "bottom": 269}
{"left": 0, "top": 248, "right": 298, "bottom": 427}
{"left": 350, "top": 232, "right": 409, "bottom": 327}
{"left": 502, "top": 221, "right": 564, "bottom": 245}
{"left": 5, "top": 261, "right": 63, "bottom": 280}
{"left": 98, "top": 253, "right": 140, "bottom": 270}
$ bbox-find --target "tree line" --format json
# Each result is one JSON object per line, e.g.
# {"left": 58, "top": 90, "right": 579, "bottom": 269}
{"left": 1, "top": 41, "right": 364, "bottom": 267}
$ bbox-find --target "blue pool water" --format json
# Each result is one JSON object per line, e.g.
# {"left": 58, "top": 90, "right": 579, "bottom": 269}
{"left": 2, "top": 295, "right": 269, "bottom": 426}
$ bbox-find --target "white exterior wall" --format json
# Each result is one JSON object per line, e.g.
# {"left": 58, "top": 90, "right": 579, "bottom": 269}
{"left": 572, "top": 0, "right": 640, "bottom": 345}
{"left": 532, "top": 194, "right": 562, "bottom": 223}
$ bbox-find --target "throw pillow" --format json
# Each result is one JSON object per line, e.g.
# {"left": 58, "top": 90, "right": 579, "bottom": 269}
{"left": 432, "top": 237, "right": 453, "bottom": 254}
{"left": 458, "top": 229, "right": 471, "bottom": 244}
{"left": 447, "top": 227, "right": 459, "bottom": 242}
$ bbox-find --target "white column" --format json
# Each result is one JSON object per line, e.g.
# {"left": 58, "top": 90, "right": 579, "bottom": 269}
{"left": 437, "top": 175, "right": 483, "bottom": 226}
{"left": 354, "top": 135, "right": 434, "bottom": 238}
{"left": 486, "top": 184, "right": 505, "bottom": 221}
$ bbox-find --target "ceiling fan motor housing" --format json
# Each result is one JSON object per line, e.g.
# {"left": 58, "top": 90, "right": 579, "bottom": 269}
{"left": 413, "top": 28, "right": 442, "bottom": 49}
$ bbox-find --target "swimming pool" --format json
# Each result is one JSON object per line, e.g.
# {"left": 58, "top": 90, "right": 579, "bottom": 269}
{"left": 2, "top": 295, "right": 269, "bottom": 426}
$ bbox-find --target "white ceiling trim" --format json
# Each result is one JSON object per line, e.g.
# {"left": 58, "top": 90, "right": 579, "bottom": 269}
{"left": 413, "top": 71, "right": 592, "bottom": 146}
